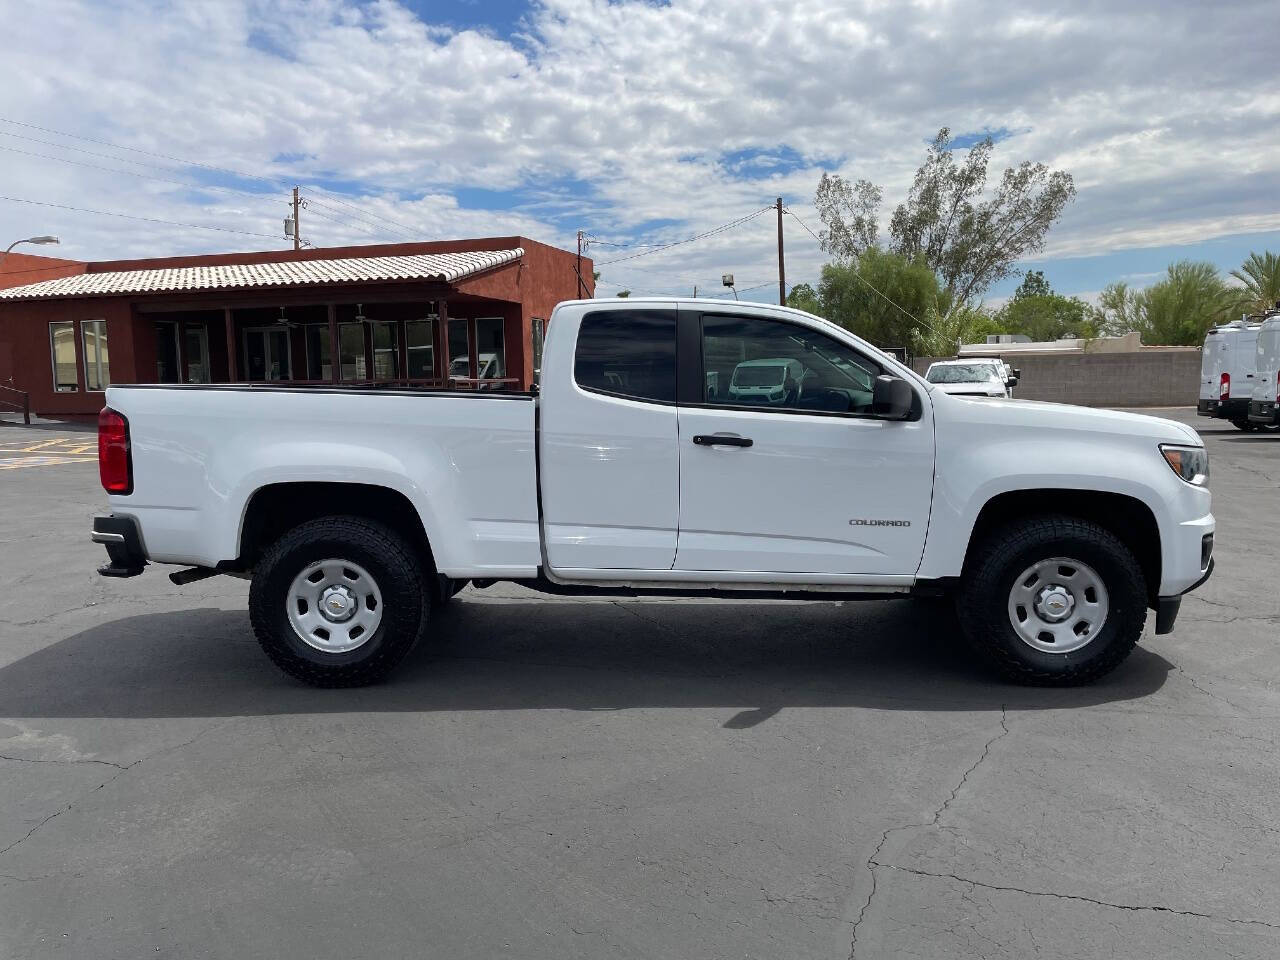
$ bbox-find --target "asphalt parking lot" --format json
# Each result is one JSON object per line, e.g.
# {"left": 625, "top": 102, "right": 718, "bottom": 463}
{"left": 1, "top": 408, "right": 1277, "bottom": 960}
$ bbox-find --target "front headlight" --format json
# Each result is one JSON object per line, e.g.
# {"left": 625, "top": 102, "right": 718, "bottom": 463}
{"left": 1160, "top": 444, "right": 1209, "bottom": 486}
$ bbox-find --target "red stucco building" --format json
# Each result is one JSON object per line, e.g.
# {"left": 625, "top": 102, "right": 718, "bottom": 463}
{"left": 0, "top": 238, "right": 592, "bottom": 419}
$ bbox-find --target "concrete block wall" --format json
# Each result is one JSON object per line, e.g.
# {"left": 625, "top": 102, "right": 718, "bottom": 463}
{"left": 912, "top": 350, "right": 1202, "bottom": 407}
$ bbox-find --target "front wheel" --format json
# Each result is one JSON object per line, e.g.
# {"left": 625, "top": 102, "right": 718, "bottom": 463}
{"left": 249, "top": 516, "right": 429, "bottom": 687}
{"left": 956, "top": 515, "right": 1148, "bottom": 685}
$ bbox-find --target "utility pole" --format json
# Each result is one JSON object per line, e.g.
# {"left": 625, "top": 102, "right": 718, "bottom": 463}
{"left": 291, "top": 187, "right": 301, "bottom": 251}
{"left": 576, "top": 230, "right": 584, "bottom": 298}
{"left": 776, "top": 197, "right": 786, "bottom": 306}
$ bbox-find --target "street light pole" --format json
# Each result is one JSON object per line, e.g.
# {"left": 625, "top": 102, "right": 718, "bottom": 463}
{"left": 1, "top": 235, "right": 60, "bottom": 270}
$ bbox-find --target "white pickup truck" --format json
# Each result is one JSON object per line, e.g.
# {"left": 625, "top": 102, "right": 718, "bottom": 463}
{"left": 92, "top": 299, "right": 1215, "bottom": 688}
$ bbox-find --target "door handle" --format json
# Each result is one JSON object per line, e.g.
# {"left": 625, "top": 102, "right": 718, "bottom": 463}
{"left": 692, "top": 434, "right": 753, "bottom": 447}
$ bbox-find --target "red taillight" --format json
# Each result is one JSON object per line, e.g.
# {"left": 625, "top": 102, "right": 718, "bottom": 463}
{"left": 1219, "top": 372, "right": 1230, "bottom": 401}
{"left": 98, "top": 407, "right": 132, "bottom": 494}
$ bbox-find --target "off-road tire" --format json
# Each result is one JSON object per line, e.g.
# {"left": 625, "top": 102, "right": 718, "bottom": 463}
{"left": 956, "top": 514, "right": 1147, "bottom": 686}
{"left": 1232, "top": 418, "right": 1256, "bottom": 432}
{"left": 249, "top": 516, "right": 429, "bottom": 687}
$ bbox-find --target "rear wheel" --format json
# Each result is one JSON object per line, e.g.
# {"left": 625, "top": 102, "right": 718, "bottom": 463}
{"left": 249, "top": 516, "right": 429, "bottom": 687}
{"left": 1232, "top": 418, "right": 1256, "bottom": 431}
{"left": 956, "top": 515, "right": 1147, "bottom": 685}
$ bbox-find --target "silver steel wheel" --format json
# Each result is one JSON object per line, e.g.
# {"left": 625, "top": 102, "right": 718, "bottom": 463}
{"left": 1007, "top": 557, "right": 1109, "bottom": 654}
{"left": 286, "top": 559, "right": 383, "bottom": 654}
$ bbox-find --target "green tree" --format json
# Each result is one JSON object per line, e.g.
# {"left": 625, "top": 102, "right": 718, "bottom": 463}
{"left": 1093, "top": 261, "right": 1233, "bottom": 345}
{"left": 1229, "top": 251, "right": 1280, "bottom": 315}
{"left": 615, "top": 289, "right": 631, "bottom": 298}
{"left": 815, "top": 128, "right": 1076, "bottom": 311}
{"left": 816, "top": 248, "right": 947, "bottom": 348}
{"left": 993, "top": 270, "right": 1096, "bottom": 341}
{"left": 785, "top": 282, "right": 821, "bottom": 314}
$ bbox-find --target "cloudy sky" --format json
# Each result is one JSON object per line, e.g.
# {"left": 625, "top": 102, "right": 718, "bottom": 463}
{"left": 2, "top": 0, "right": 1277, "bottom": 303}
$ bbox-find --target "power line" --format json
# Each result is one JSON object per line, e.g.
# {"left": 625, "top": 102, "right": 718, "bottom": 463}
{"left": 302, "top": 195, "right": 420, "bottom": 242}
{"left": 596, "top": 206, "right": 774, "bottom": 266}
{"left": 0, "top": 195, "right": 285, "bottom": 241}
{"left": 304, "top": 191, "right": 424, "bottom": 238}
{"left": 785, "top": 208, "right": 929, "bottom": 328}
{"left": 0, "top": 142, "right": 288, "bottom": 205}
{"left": 0, "top": 116, "right": 287, "bottom": 188}
{"left": 0, "top": 115, "right": 427, "bottom": 241}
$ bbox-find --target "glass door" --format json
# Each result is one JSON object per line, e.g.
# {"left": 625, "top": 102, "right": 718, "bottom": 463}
{"left": 243, "top": 327, "right": 291, "bottom": 381}
{"left": 155, "top": 321, "right": 181, "bottom": 383}
{"left": 184, "top": 325, "right": 210, "bottom": 383}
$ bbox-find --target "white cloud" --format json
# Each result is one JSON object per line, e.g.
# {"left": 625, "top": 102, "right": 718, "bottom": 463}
{"left": 0, "top": 0, "right": 1276, "bottom": 300}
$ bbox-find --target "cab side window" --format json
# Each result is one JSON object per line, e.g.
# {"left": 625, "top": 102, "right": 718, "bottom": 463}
{"left": 574, "top": 309, "right": 677, "bottom": 403}
{"left": 701, "top": 314, "right": 881, "bottom": 414}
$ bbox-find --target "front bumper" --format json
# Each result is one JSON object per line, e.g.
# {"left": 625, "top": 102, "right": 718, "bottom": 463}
{"left": 1153, "top": 533, "right": 1215, "bottom": 635}
{"left": 1248, "top": 399, "right": 1278, "bottom": 425}
{"left": 92, "top": 514, "right": 147, "bottom": 578}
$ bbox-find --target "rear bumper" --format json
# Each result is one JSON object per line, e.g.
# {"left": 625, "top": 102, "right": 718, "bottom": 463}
{"left": 92, "top": 514, "right": 147, "bottom": 578}
{"left": 1198, "top": 397, "right": 1250, "bottom": 419}
{"left": 1248, "top": 399, "right": 1278, "bottom": 425}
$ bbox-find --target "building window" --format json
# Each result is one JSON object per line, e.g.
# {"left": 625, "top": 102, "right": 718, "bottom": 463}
{"left": 532, "top": 318, "right": 545, "bottom": 386}
{"left": 339, "top": 322, "right": 365, "bottom": 381}
{"left": 82, "top": 319, "right": 111, "bottom": 391}
{"left": 447, "top": 318, "right": 471, "bottom": 380}
{"left": 49, "top": 321, "right": 78, "bottom": 392}
{"left": 372, "top": 322, "right": 399, "bottom": 380}
{"left": 406, "top": 319, "right": 434, "bottom": 379}
{"left": 303, "top": 324, "right": 332, "bottom": 381}
{"left": 474, "top": 317, "right": 506, "bottom": 380}
{"left": 573, "top": 309, "right": 676, "bottom": 403}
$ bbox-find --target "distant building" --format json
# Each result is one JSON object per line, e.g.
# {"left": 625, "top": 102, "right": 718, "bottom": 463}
{"left": 960, "top": 331, "right": 1155, "bottom": 356}
{"left": 0, "top": 238, "right": 591, "bottom": 418}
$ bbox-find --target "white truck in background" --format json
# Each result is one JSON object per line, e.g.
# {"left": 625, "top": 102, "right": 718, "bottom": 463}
{"left": 1199, "top": 318, "right": 1263, "bottom": 429}
{"left": 1247, "top": 310, "right": 1280, "bottom": 428}
{"left": 92, "top": 299, "right": 1214, "bottom": 689}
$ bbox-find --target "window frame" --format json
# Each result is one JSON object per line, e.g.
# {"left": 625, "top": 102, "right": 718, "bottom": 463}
{"left": 679, "top": 309, "right": 920, "bottom": 421}
{"left": 49, "top": 320, "right": 79, "bottom": 393}
{"left": 82, "top": 318, "right": 111, "bottom": 392}
{"left": 572, "top": 307, "right": 679, "bottom": 406}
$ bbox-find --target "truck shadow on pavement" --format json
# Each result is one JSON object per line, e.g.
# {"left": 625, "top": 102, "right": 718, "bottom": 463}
{"left": 0, "top": 596, "right": 1172, "bottom": 725}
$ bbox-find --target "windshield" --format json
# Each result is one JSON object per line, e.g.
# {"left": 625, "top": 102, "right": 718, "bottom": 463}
{"left": 927, "top": 363, "right": 1001, "bottom": 384}
{"left": 733, "top": 365, "right": 786, "bottom": 387}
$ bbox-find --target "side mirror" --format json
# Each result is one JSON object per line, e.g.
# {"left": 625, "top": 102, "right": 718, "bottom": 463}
{"left": 1013, "top": 368, "right": 1021, "bottom": 379}
{"left": 1006, "top": 376, "right": 1019, "bottom": 388}
{"left": 871, "top": 375, "right": 913, "bottom": 420}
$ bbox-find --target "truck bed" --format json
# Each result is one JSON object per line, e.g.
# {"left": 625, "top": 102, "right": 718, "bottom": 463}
{"left": 103, "top": 384, "right": 541, "bottom": 577}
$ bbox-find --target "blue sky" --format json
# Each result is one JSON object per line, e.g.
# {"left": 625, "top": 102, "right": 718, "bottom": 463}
{"left": 1, "top": 0, "right": 1277, "bottom": 306}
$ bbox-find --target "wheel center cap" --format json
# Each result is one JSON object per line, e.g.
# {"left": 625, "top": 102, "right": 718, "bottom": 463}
{"left": 319, "top": 585, "right": 356, "bottom": 622}
{"left": 1035, "top": 585, "right": 1075, "bottom": 623}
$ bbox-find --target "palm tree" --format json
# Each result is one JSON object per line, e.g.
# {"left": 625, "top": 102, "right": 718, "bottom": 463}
{"left": 1230, "top": 251, "right": 1280, "bottom": 315}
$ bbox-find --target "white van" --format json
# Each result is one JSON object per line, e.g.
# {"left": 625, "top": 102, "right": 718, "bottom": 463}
{"left": 1198, "top": 319, "right": 1261, "bottom": 429}
{"left": 1247, "top": 313, "right": 1280, "bottom": 428}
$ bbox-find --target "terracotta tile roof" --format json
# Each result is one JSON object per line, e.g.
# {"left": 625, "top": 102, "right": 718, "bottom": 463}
{"left": 0, "top": 248, "right": 523, "bottom": 301}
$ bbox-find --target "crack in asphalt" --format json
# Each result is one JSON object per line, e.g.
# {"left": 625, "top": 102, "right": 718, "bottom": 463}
{"left": 848, "top": 705, "right": 1010, "bottom": 958}
{"left": 0, "top": 754, "right": 130, "bottom": 770}
{"left": 874, "top": 863, "right": 1280, "bottom": 931}
{"left": 0, "top": 720, "right": 233, "bottom": 860}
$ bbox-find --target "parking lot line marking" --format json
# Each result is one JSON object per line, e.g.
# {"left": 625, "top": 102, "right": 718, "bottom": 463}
{"left": 0, "top": 454, "right": 98, "bottom": 470}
